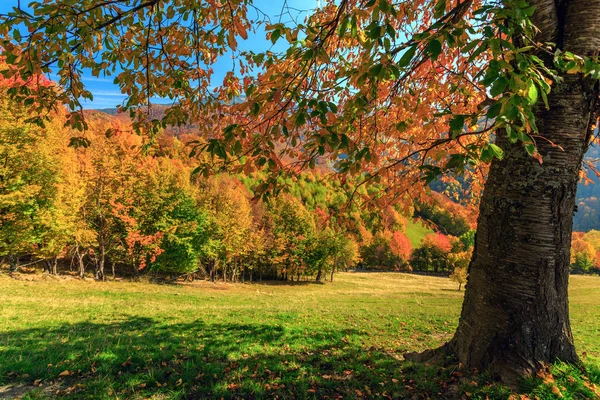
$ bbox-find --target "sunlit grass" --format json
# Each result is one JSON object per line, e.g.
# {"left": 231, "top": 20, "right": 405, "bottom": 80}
{"left": 0, "top": 272, "right": 598, "bottom": 399}
{"left": 404, "top": 219, "right": 435, "bottom": 247}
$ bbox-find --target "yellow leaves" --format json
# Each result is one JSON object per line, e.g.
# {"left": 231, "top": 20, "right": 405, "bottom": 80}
{"left": 550, "top": 385, "right": 564, "bottom": 398}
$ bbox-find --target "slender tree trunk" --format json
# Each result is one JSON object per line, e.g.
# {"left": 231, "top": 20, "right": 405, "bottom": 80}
{"left": 131, "top": 258, "right": 137, "bottom": 279}
{"left": 330, "top": 265, "right": 335, "bottom": 282}
{"left": 44, "top": 259, "right": 51, "bottom": 274}
{"left": 316, "top": 267, "right": 322, "bottom": 283}
{"left": 96, "top": 242, "right": 105, "bottom": 281}
{"left": 50, "top": 256, "right": 58, "bottom": 275}
{"left": 408, "top": 0, "right": 600, "bottom": 382}
{"left": 8, "top": 254, "right": 19, "bottom": 273}
{"left": 76, "top": 248, "right": 85, "bottom": 278}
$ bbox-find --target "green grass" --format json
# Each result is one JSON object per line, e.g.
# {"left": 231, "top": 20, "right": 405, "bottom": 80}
{"left": 405, "top": 219, "right": 434, "bottom": 247}
{"left": 0, "top": 272, "right": 598, "bottom": 399}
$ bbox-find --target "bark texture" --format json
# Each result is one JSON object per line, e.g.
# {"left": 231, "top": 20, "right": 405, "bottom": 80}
{"left": 407, "top": 0, "right": 600, "bottom": 381}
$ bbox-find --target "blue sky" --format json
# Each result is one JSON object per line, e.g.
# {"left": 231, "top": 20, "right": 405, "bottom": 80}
{"left": 0, "top": 0, "right": 318, "bottom": 109}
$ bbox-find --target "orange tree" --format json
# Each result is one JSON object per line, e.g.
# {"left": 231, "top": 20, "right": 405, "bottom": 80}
{"left": 2, "top": 0, "right": 600, "bottom": 381}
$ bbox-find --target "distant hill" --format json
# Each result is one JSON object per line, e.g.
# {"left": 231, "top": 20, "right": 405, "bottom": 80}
{"left": 575, "top": 144, "right": 600, "bottom": 232}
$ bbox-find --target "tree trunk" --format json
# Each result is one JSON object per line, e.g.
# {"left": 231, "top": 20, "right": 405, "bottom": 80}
{"left": 44, "top": 259, "right": 51, "bottom": 274}
{"left": 8, "top": 254, "right": 19, "bottom": 273}
{"left": 76, "top": 247, "right": 85, "bottom": 278}
{"left": 50, "top": 256, "right": 58, "bottom": 275}
{"left": 315, "top": 268, "right": 322, "bottom": 283}
{"left": 96, "top": 243, "right": 105, "bottom": 281}
{"left": 408, "top": 0, "right": 600, "bottom": 382}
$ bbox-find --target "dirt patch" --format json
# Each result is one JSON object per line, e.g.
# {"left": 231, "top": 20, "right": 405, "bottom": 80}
{"left": 8, "top": 272, "right": 82, "bottom": 282}
{"left": 0, "top": 382, "right": 63, "bottom": 399}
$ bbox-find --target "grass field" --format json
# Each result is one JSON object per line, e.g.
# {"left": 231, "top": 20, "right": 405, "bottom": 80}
{"left": 0, "top": 272, "right": 598, "bottom": 399}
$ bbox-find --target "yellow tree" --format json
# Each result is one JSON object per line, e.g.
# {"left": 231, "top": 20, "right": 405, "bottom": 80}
{"left": 201, "top": 175, "right": 253, "bottom": 282}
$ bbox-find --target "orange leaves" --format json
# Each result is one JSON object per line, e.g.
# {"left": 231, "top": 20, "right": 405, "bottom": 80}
{"left": 389, "top": 231, "right": 412, "bottom": 260}
{"left": 423, "top": 232, "right": 453, "bottom": 253}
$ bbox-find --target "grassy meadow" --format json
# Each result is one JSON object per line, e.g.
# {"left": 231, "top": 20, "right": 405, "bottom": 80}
{"left": 0, "top": 272, "right": 598, "bottom": 399}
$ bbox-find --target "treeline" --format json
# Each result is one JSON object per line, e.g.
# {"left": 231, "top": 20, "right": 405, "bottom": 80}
{"left": 1, "top": 79, "right": 480, "bottom": 282}
{"left": 0, "top": 110, "right": 358, "bottom": 281}
{"left": 571, "top": 231, "right": 600, "bottom": 274}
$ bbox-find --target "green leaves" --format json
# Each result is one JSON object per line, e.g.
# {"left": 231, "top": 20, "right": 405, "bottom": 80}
{"left": 486, "top": 102, "right": 502, "bottom": 119}
{"left": 270, "top": 29, "right": 282, "bottom": 44}
{"left": 68, "top": 136, "right": 91, "bottom": 149}
{"left": 398, "top": 45, "right": 417, "bottom": 68}
{"left": 368, "top": 63, "right": 384, "bottom": 79}
{"left": 488, "top": 144, "right": 504, "bottom": 160}
{"left": 426, "top": 39, "right": 442, "bottom": 60}
{"left": 449, "top": 115, "right": 465, "bottom": 137}
{"left": 480, "top": 143, "right": 504, "bottom": 162}
{"left": 527, "top": 80, "right": 538, "bottom": 105}
{"left": 490, "top": 76, "right": 509, "bottom": 97}
{"left": 434, "top": 0, "right": 447, "bottom": 19}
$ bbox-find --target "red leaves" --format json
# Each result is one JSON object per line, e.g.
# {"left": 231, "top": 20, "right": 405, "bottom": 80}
{"left": 423, "top": 232, "right": 453, "bottom": 253}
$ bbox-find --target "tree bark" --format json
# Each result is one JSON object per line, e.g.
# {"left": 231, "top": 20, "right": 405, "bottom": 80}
{"left": 407, "top": 0, "right": 600, "bottom": 382}
{"left": 49, "top": 256, "right": 58, "bottom": 275}
{"left": 96, "top": 242, "right": 105, "bottom": 281}
{"left": 8, "top": 254, "right": 19, "bottom": 273}
{"left": 76, "top": 247, "right": 85, "bottom": 278}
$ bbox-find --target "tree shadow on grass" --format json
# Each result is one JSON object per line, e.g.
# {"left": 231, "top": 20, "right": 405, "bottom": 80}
{"left": 0, "top": 317, "right": 459, "bottom": 399}
{"left": 0, "top": 318, "right": 598, "bottom": 399}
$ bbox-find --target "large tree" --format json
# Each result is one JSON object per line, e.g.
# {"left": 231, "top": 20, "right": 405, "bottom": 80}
{"left": 1, "top": 0, "right": 599, "bottom": 381}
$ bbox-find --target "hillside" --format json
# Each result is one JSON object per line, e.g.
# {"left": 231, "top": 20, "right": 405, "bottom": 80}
{"left": 575, "top": 144, "right": 600, "bottom": 231}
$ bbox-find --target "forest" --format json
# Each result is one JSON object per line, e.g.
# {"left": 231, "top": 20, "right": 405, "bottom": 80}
{"left": 3, "top": 75, "right": 599, "bottom": 283}
{"left": 0, "top": 72, "right": 600, "bottom": 284}
{"left": 1, "top": 76, "right": 481, "bottom": 282}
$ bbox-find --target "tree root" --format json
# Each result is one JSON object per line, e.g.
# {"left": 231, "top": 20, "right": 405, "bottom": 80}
{"left": 403, "top": 341, "right": 455, "bottom": 364}
{"left": 403, "top": 340, "right": 542, "bottom": 390}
